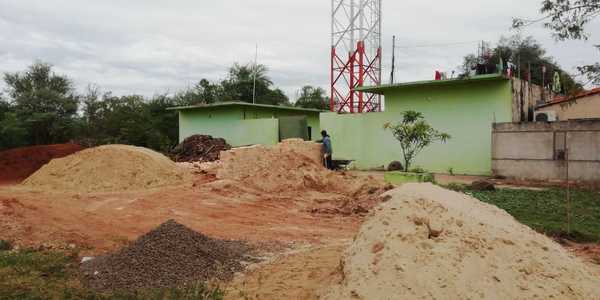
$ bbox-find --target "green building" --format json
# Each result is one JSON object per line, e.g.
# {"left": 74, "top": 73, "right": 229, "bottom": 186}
{"left": 321, "top": 74, "right": 513, "bottom": 175}
{"left": 168, "top": 102, "right": 322, "bottom": 147}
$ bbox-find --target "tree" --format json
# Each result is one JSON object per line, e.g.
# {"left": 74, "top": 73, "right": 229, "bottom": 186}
{"left": 294, "top": 86, "right": 330, "bottom": 110}
{"left": 384, "top": 111, "right": 450, "bottom": 172}
{"left": 460, "top": 35, "right": 582, "bottom": 93}
{"left": 513, "top": 0, "right": 599, "bottom": 85}
{"left": 221, "top": 63, "right": 289, "bottom": 105}
{"left": 3, "top": 62, "right": 79, "bottom": 145}
{"left": 0, "top": 98, "right": 27, "bottom": 150}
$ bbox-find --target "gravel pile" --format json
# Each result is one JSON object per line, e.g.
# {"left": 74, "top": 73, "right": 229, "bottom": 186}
{"left": 172, "top": 135, "right": 231, "bottom": 163}
{"left": 81, "top": 220, "right": 254, "bottom": 291}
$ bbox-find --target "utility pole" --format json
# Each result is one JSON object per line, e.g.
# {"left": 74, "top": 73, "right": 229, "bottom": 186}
{"left": 390, "top": 35, "right": 396, "bottom": 84}
{"left": 252, "top": 44, "right": 258, "bottom": 104}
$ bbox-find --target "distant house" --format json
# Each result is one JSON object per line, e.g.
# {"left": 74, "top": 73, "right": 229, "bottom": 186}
{"left": 168, "top": 102, "right": 322, "bottom": 146}
{"left": 322, "top": 74, "right": 518, "bottom": 175}
{"left": 536, "top": 88, "right": 600, "bottom": 121}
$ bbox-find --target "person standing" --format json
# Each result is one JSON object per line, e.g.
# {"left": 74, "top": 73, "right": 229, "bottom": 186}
{"left": 321, "top": 130, "right": 333, "bottom": 170}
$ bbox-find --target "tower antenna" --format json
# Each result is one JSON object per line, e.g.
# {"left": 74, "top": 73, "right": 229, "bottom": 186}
{"left": 331, "top": 0, "right": 382, "bottom": 113}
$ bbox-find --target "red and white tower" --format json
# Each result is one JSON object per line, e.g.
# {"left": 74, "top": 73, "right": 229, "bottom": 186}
{"left": 331, "top": 0, "right": 382, "bottom": 113}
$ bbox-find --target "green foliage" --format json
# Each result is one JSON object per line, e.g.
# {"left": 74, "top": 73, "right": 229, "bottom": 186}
{"left": 409, "top": 166, "right": 427, "bottom": 174}
{"left": 447, "top": 167, "right": 455, "bottom": 176}
{"left": 220, "top": 63, "right": 289, "bottom": 105}
{"left": 294, "top": 85, "right": 330, "bottom": 110}
{"left": 1, "top": 61, "right": 293, "bottom": 152}
{"left": 384, "top": 111, "right": 450, "bottom": 172}
{"left": 513, "top": 0, "right": 600, "bottom": 41}
{"left": 0, "top": 249, "right": 225, "bottom": 300}
{"left": 3, "top": 62, "right": 79, "bottom": 146}
{"left": 447, "top": 185, "right": 600, "bottom": 243}
{"left": 460, "top": 35, "right": 582, "bottom": 94}
{"left": 513, "top": 1, "right": 599, "bottom": 87}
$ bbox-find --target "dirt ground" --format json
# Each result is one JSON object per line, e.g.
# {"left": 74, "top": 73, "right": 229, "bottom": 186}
{"left": 1, "top": 166, "right": 599, "bottom": 298}
{"left": 0, "top": 143, "right": 83, "bottom": 185}
{"left": 0, "top": 173, "right": 368, "bottom": 255}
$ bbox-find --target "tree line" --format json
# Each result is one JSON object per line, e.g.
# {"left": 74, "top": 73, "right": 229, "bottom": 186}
{"left": 0, "top": 62, "right": 329, "bottom": 152}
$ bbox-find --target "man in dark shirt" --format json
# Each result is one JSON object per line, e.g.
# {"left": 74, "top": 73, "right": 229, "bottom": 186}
{"left": 321, "top": 130, "right": 333, "bottom": 170}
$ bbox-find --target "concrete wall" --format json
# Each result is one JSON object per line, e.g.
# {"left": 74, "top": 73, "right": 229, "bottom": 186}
{"left": 492, "top": 120, "right": 600, "bottom": 182}
{"left": 537, "top": 94, "right": 600, "bottom": 121}
{"left": 321, "top": 78, "right": 513, "bottom": 174}
{"left": 178, "top": 105, "right": 321, "bottom": 146}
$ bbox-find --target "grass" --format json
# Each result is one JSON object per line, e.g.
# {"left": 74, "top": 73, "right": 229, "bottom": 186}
{"left": 445, "top": 184, "right": 600, "bottom": 243}
{"left": 0, "top": 249, "right": 225, "bottom": 300}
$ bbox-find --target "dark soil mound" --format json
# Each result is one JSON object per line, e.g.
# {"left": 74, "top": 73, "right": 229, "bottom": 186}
{"left": 0, "top": 143, "right": 83, "bottom": 185}
{"left": 171, "top": 135, "right": 231, "bottom": 163}
{"left": 471, "top": 180, "right": 496, "bottom": 191}
{"left": 387, "top": 161, "right": 404, "bottom": 171}
{"left": 81, "top": 220, "right": 254, "bottom": 291}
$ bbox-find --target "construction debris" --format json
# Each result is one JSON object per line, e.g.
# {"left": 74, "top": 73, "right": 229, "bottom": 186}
{"left": 171, "top": 135, "right": 231, "bottom": 163}
{"left": 22, "top": 145, "right": 190, "bottom": 192}
{"left": 81, "top": 220, "right": 254, "bottom": 291}
{"left": 323, "top": 183, "right": 600, "bottom": 299}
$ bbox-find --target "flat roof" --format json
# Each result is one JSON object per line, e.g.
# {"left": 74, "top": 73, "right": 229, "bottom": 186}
{"left": 356, "top": 74, "right": 508, "bottom": 95}
{"left": 167, "top": 101, "right": 324, "bottom": 113}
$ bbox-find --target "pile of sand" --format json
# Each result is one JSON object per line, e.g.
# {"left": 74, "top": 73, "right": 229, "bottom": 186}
{"left": 210, "top": 139, "right": 388, "bottom": 214}
{"left": 216, "top": 139, "right": 327, "bottom": 192}
{"left": 22, "top": 145, "right": 189, "bottom": 192}
{"left": 323, "top": 183, "right": 600, "bottom": 299}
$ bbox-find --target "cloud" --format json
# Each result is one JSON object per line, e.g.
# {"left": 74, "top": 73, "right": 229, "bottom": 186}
{"left": 0, "top": 0, "right": 598, "bottom": 99}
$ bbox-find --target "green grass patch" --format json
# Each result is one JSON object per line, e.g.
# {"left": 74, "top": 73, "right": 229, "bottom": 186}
{"left": 444, "top": 185, "right": 600, "bottom": 243}
{"left": 0, "top": 249, "right": 225, "bottom": 300}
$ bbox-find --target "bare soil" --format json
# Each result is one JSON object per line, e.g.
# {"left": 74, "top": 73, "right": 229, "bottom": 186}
{"left": 0, "top": 143, "right": 83, "bottom": 185}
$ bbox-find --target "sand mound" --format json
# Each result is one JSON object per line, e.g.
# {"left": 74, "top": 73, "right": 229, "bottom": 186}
{"left": 323, "top": 183, "right": 600, "bottom": 299}
{"left": 0, "top": 143, "right": 83, "bottom": 184}
{"left": 171, "top": 134, "right": 231, "bottom": 163}
{"left": 82, "top": 220, "right": 254, "bottom": 291}
{"left": 216, "top": 139, "right": 326, "bottom": 192}
{"left": 212, "top": 139, "right": 388, "bottom": 214}
{"left": 22, "top": 145, "right": 189, "bottom": 192}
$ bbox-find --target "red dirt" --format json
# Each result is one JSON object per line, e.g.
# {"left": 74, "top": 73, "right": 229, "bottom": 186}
{"left": 0, "top": 172, "right": 377, "bottom": 255}
{"left": 0, "top": 143, "right": 84, "bottom": 185}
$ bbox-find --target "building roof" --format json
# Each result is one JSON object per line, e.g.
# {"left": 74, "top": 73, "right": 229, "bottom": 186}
{"left": 167, "top": 101, "right": 324, "bottom": 113}
{"left": 537, "top": 87, "right": 600, "bottom": 108}
{"left": 355, "top": 74, "right": 508, "bottom": 95}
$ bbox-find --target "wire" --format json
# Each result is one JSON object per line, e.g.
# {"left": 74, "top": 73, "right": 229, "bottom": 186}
{"left": 394, "top": 40, "right": 482, "bottom": 49}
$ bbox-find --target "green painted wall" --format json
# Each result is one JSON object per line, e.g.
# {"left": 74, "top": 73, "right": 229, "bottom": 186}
{"left": 178, "top": 105, "right": 321, "bottom": 146}
{"left": 321, "top": 79, "right": 512, "bottom": 175}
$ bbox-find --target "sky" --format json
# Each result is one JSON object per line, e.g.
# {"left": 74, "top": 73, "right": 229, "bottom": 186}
{"left": 0, "top": 0, "right": 598, "bottom": 100}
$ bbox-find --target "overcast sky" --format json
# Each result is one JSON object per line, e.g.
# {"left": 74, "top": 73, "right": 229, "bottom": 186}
{"left": 0, "top": 0, "right": 598, "bottom": 100}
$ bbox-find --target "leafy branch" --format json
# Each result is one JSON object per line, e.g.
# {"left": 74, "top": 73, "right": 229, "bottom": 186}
{"left": 383, "top": 111, "right": 450, "bottom": 172}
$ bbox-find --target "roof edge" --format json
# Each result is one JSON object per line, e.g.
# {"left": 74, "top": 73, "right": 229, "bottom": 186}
{"left": 167, "top": 101, "right": 324, "bottom": 113}
{"left": 356, "top": 74, "right": 508, "bottom": 95}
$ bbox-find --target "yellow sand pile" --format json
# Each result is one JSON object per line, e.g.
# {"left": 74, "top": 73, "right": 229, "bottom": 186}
{"left": 22, "top": 145, "right": 189, "bottom": 192}
{"left": 216, "top": 139, "right": 327, "bottom": 192}
{"left": 323, "top": 183, "right": 600, "bottom": 299}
